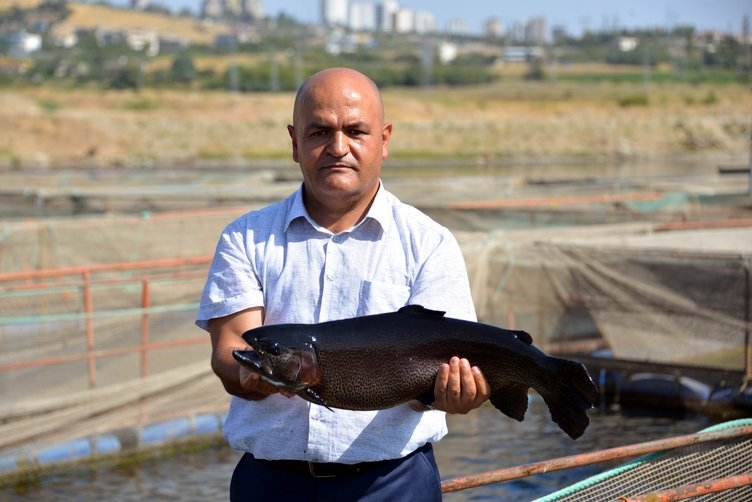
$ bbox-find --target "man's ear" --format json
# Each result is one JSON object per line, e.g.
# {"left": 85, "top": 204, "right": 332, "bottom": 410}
{"left": 287, "top": 125, "right": 299, "bottom": 163}
{"left": 382, "top": 122, "right": 393, "bottom": 159}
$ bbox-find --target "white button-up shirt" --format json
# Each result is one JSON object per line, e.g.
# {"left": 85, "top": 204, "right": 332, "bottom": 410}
{"left": 196, "top": 183, "right": 476, "bottom": 463}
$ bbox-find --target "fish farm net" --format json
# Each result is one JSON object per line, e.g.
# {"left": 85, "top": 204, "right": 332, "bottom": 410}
{"left": 0, "top": 191, "right": 751, "bottom": 483}
{"left": 0, "top": 209, "right": 243, "bottom": 483}
{"left": 536, "top": 418, "right": 752, "bottom": 501}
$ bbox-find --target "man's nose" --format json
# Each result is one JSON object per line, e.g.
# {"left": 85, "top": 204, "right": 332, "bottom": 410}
{"left": 328, "top": 131, "right": 349, "bottom": 157}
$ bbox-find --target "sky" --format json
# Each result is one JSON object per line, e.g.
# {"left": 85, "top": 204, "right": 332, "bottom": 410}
{"left": 158, "top": 0, "right": 750, "bottom": 36}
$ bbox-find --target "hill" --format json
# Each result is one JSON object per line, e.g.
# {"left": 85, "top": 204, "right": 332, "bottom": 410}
{"left": 1, "top": 0, "right": 230, "bottom": 45}
{"left": 1, "top": 81, "right": 749, "bottom": 170}
{"left": 0, "top": 0, "right": 39, "bottom": 9}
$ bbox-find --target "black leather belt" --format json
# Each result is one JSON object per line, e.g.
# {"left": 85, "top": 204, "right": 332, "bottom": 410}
{"left": 253, "top": 443, "right": 430, "bottom": 478}
{"left": 255, "top": 458, "right": 385, "bottom": 478}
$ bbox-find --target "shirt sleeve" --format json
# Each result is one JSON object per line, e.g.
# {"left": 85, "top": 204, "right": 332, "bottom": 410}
{"left": 408, "top": 228, "right": 477, "bottom": 322}
{"left": 195, "top": 220, "right": 264, "bottom": 331}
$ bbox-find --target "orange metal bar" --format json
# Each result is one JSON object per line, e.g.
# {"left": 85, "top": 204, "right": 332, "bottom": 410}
{"left": 506, "top": 305, "right": 515, "bottom": 329}
{"left": 620, "top": 473, "right": 752, "bottom": 501}
{"left": 441, "top": 426, "right": 752, "bottom": 493}
{"left": 745, "top": 266, "right": 751, "bottom": 386}
{"left": 82, "top": 269, "right": 96, "bottom": 388}
{"left": 0, "top": 258, "right": 212, "bottom": 381}
{"left": 447, "top": 192, "right": 664, "bottom": 210}
{"left": 0, "top": 256, "right": 212, "bottom": 283}
{"left": 0, "top": 336, "right": 208, "bottom": 373}
{"left": 0, "top": 269, "right": 207, "bottom": 293}
{"left": 655, "top": 218, "right": 752, "bottom": 232}
{"left": 140, "top": 278, "right": 151, "bottom": 378}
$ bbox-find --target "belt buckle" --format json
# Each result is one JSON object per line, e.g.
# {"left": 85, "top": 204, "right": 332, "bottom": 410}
{"left": 308, "top": 461, "right": 337, "bottom": 478}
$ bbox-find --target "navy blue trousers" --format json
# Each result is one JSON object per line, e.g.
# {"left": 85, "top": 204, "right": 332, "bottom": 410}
{"left": 229, "top": 443, "right": 442, "bottom": 501}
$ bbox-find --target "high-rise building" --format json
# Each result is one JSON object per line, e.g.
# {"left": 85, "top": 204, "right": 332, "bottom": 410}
{"left": 224, "top": 0, "right": 242, "bottom": 16}
{"left": 350, "top": 1, "right": 377, "bottom": 32}
{"left": 484, "top": 17, "right": 503, "bottom": 39}
{"left": 446, "top": 17, "right": 468, "bottom": 36}
{"left": 201, "top": 0, "right": 263, "bottom": 19}
{"left": 525, "top": 16, "right": 547, "bottom": 44}
{"left": 202, "top": 0, "right": 223, "bottom": 18}
{"left": 393, "top": 7, "right": 414, "bottom": 33}
{"left": 377, "top": 0, "right": 399, "bottom": 32}
{"left": 243, "top": 0, "right": 264, "bottom": 19}
{"left": 414, "top": 10, "right": 436, "bottom": 34}
{"left": 322, "top": 0, "right": 349, "bottom": 27}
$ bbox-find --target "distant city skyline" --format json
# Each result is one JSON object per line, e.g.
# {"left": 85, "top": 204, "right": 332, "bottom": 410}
{"left": 273, "top": 0, "right": 749, "bottom": 36}
{"left": 121, "top": 0, "right": 750, "bottom": 36}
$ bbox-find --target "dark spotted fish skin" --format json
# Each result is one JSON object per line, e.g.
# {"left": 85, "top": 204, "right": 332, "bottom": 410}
{"left": 234, "top": 305, "right": 599, "bottom": 439}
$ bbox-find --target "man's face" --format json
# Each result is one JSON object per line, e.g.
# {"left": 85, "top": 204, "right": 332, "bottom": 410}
{"left": 288, "top": 74, "right": 392, "bottom": 207}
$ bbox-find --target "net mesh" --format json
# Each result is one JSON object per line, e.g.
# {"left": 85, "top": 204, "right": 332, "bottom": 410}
{"left": 536, "top": 419, "right": 752, "bottom": 501}
{"left": 0, "top": 209, "right": 245, "bottom": 481}
{"left": 0, "top": 197, "right": 750, "bottom": 482}
{"left": 457, "top": 227, "right": 751, "bottom": 369}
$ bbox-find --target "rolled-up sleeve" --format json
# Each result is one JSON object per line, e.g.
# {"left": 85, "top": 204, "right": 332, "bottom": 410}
{"left": 195, "top": 220, "right": 264, "bottom": 331}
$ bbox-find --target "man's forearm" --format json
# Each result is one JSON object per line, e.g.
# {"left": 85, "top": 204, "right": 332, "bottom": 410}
{"left": 211, "top": 347, "right": 269, "bottom": 400}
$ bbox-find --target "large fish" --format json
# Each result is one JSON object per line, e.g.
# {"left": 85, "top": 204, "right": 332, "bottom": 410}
{"left": 232, "top": 305, "right": 598, "bottom": 439}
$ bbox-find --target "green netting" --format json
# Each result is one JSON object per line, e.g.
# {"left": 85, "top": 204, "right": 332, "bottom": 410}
{"left": 535, "top": 418, "right": 752, "bottom": 501}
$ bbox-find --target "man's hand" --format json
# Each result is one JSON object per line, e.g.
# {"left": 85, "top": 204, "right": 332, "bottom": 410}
{"left": 431, "top": 356, "right": 490, "bottom": 414}
{"left": 209, "top": 307, "right": 293, "bottom": 400}
{"left": 238, "top": 362, "right": 295, "bottom": 399}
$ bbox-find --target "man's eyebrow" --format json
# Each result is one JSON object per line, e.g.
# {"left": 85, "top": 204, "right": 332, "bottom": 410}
{"left": 304, "top": 120, "right": 369, "bottom": 131}
{"left": 343, "top": 120, "right": 369, "bottom": 130}
{"left": 302, "top": 119, "right": 332, "bottom": 131}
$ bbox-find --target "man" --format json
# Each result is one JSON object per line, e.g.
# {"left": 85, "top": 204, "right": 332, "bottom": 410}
{"left": 196, "top": 67, "right": 490, "bottom": 501}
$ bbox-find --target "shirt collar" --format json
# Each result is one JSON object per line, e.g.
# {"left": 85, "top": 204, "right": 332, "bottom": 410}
{"left": 284, "top": 182, "right": 391, "bottom": 235}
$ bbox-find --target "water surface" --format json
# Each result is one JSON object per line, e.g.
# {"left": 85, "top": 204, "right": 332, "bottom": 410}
{"left": 2, "top": 398, "right": 711, "bottom": 501}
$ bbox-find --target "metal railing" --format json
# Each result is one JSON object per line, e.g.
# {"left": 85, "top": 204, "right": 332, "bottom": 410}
{"left": 0, "top": 256, "right": 212, "bottom": 388}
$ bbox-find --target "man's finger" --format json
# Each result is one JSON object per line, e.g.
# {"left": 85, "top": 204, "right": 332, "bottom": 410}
{"left": 458, "top": 358, "right": 476, "bottom": 403}
{"left": 447, "top": 356, "right": 462, "bottom": 400}
{"left": 471, "top": 365, "right": 491, "bottom": 405}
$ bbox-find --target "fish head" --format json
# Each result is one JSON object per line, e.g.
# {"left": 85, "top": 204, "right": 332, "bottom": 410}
{"left": 233, "top": 329, "right": 320, "bottom": 393}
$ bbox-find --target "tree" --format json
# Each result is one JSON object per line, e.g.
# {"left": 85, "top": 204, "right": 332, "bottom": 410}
{"left": 170, "top": 51, "right": 196, "bottom": 85}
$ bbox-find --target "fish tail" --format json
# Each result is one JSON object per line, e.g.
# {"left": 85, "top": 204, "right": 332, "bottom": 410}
{"left": 539, "top": 357, "right": 599, "bottom": 440}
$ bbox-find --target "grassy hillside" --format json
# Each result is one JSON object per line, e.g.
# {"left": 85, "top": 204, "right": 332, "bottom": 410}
{"left": 0, "top": 0, "right": 39, "bottom": 9}
{"left": 1, "top": 80, "right": 749, "bottom": 170}
{"left": 1, "top": 0, "right": 230, "bottom": 44}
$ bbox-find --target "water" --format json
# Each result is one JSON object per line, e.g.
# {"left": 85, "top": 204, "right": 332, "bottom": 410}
{"left": 1, "top": 398, "right": 711, "bottom": 501}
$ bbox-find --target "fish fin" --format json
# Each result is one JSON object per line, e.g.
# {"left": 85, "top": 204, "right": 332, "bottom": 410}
{"left": 398, "top": 305, "right": 446, "bottom": 317}
{"left": 416, "top": 390, "right": 435, "bottom": 407}
{"left": 538, "top": 358, "right": 599, "bottom": 440}
{"left": 489, "top": 383, "right": 530, "bottom": 422}
{"left": 300, "top": 388, "right": 333, "bottom": 411}
{"left": 515, "top": 330, "right": 534, "bottom": 345}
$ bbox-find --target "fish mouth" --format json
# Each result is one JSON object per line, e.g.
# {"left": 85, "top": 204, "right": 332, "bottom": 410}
{"left": 232, "top": 348, "right": 317, "bottom": 393}
{"left": 232, "top": 349, "right": 266, "bottom": 374}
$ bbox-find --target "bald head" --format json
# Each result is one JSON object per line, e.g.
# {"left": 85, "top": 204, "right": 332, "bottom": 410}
{"left": 286, "top": 66, "right": 392, "bottom": 231}
{"left": 292, "top": 68, "right": 385, "bottom": 127}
